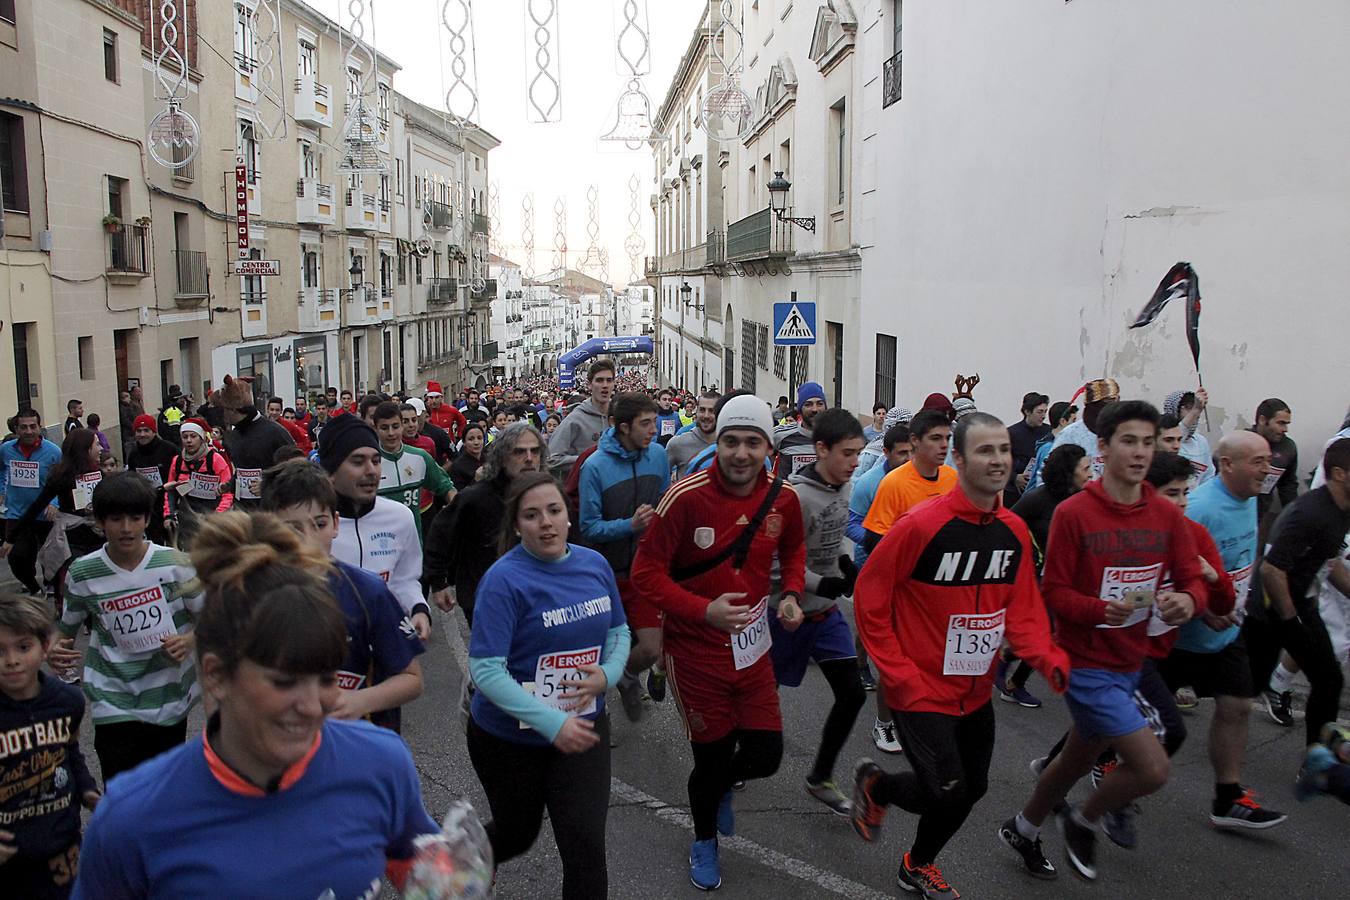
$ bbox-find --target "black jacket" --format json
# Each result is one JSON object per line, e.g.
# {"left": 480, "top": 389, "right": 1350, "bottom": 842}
{"left": 126, "top": 436, "right": 179, "bottom": 485}
{"left": 423, "top": 475, "right": 507, "bottom": 619}
{"left": 223, "top": 412, "right": 296, "bottom": 508}
{"left": 448, "top": 451, "right": 483, "bottom": 491}
{"left": 1010, "top": 484, "right": 1065, "bottom": 573}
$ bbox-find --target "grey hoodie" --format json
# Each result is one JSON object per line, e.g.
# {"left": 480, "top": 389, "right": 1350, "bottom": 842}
{"left": 783, "top": 464, "right": 853, "bottom": 615}
{"left": 546, "top": 399, "right": 609, "bottom": 476}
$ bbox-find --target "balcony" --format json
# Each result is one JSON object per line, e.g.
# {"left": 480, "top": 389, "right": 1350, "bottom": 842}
{"left": 173, "top": 250, "right": 208, "bottom": 300}
{"left": 234, "top": 52, "right": 258, "bottom": 103}
{"left": 427, "top": 276, "right": 458, "bottom": 304}
{"left": 296, "top": 178, "right": 337, "bottom": 225}
{"left": 471, "top": 212, "right": 490, "bottom": 236}
{"left": 298, "top": 288, "right": 339, "bottom": 330}
{"left": 378, "top": 197, "right": 391, "bottom": 233}
{"left": 644, "top": 256, "right": 658, "bottom": 277}
{"left": 882, "top": 50, "right": 902, "bottom": 109}
{"left": 345, "top": 189, "right": 378, "bottom": 231}
{"left": 423, "top": 200, "right": 453, "bottom": 231}
{"left": 294, "top": 76, "right": 333, "bottom": 127}
{"left": 106, "top": 224, "right": 149, "bottom": 275}
{"left": 725, "top": 208, "right": 793, "bottom": 261}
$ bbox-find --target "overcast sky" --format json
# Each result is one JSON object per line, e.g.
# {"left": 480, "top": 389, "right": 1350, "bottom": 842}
{"left": 301, "top": 0, "right": 704, "bottom": 287}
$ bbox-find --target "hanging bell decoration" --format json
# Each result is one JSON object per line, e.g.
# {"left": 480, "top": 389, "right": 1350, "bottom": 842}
{"left": 600, "top": 80, "right": 666, "bottom": 151}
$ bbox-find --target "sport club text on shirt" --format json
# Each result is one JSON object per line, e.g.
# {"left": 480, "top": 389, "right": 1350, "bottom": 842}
{"left": 541, "top": 594, "right": 613, "bottom": 628}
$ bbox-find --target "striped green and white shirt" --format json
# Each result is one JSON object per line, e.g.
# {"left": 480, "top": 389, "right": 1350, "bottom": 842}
{"left": 59, "top": 543, "right": 204, "bottom": 726}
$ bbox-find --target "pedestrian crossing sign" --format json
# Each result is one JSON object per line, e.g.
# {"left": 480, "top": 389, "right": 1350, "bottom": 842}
{"left": 773, "top": 301, "right": 816, "bottom": 345}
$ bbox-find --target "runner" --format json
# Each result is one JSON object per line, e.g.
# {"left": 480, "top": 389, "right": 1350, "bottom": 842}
{"left": 1024, "top": 402, "right": 1078, "bottom": 490}
{"left": 124, "top": 413, "right": 179, "bottom": 544}
{"left": 1155, "top": 431, "right": 1288, "bottom": 829}
{"left": 1252, "top": 398, "right": 1298, "bottom": 532}
{"left": 212, "top": 376, "right": 294, "bottom": 510}
{"left": 371, "top": 400, "right": 455, "bottom": 542}
{"left": 1162, "top": 388, "right": 1214, "bottom": 484}
{"left": 1000, "top": 401, "right": 1204, "bottom": 882}
{"left": 449, "top": 422, "right": 488, "bottom": 490}
{"left": 847, "top": 422, "right": 911, "bottom": 752}
{"left": 1007, "top": 392, "right": 1051, "bottom": 494}
{"left": 862, "top": 410, "right": 957, "bottom": 553}
{"left": 425, "top": 381, "right": 467, "bottom": 442}
{"left": 548, "top": 360, "right": 616, "bottom": 477}
{"left": 855, "top": 407, "right": 913, "bottom": 481}
{"left": 317, "top": 414, "right": 432, "bottom": 641}
{"left": 1242, "top": 438, "right": 1350, "bottom": 752}
{"left": 772, "top": 381, "right": 828, "bottom": 477}
{"left": 666, "top": 391, "right": 720, "bottom": 480}
{"left": 656, "top": 388, "right": 683, "bottom": 445}
{"left": 864, "top": 403, "right": 889, "bottom": 442}
{"left": 467, "top": 471, "right": 630, "bottom": 899}
{"left": 162, "top": 418, "right": 233, "bottom": 551}
{"left": 772, "top": 409, "right": 867, "bottom": 814}
{"left": 577, "top": 393, "right": 669, "bottom": 721}
{"left": 265, "top": 397, "right": 313, "bottom": 453}
{"left": 0, "top": 408, "right": 62, "bottom": 594}
{"left": 461, "top": 388, "right": 492, "bottom": 427}
{"left": 70, "top": 511, "right": 440, "bottom": 899}
{"left": 631, "top": 394, "right": 806, "bottom": 891}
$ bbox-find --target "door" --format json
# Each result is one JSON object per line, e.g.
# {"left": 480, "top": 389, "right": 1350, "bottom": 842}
{"left": 828, "top": 321, "right": 844, "bottom": 408}
{"left": 12, "top": 323, "right": 31, "bottom": 412}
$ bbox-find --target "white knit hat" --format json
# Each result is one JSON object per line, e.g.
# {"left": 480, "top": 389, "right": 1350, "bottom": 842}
{"left": 716, "top": 395, "right": 773, "bottom": 440}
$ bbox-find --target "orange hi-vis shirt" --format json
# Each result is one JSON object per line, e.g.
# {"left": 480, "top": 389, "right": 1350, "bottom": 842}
{"left": 862, "top": 461, "right": 959, "bottom": 536}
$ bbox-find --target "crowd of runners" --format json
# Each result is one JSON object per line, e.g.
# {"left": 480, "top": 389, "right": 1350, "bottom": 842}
{"left": 0, "top": 363, "right": 1348, "bottom": 898}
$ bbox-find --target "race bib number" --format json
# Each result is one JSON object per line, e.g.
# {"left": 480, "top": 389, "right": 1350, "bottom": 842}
{"left": 236, "top": 467, "right": 262, "bottom": 500}
{"left": 731, "top": 597, "right": 772, "bottom": 670}
{"left": 72, "top": 472, "right": 102, "bottom": 512}
{"left": 98, "top": 585, "right": 176, "bottom": 654}
{"left": 336, "top": 670, "right": 366, "bottom": 690}
{"left": 790, "top": 454, "right": 817, "bottom": 476}
{"left": 1260, "top": 467, "right": 1284, "bottom": 495}
{"left": 1090, "top": 454, "right": 1105, "bottom": 479}
{"left": 1095, "top": 563, "right": 1162, "bottom": 630}
{"left": 188, "top": 471, "right": 221, "bottom": 500}
{"left": 1229, "top": 563, "right": 1253, "bottom": 626}
{"left": 135, "top": 466, "right": 163, "bottom": 488}
{"left": 527, "top": 646, "right": 601, "bottom": 720}
{"left": 661, "top": 419, "right": 677, "bottom": 437}
{"left": 943, "top": 609, "right": 1006, "bottom": 675}
{"left": 8, "top": 459, "right": 39, "bottom": 489}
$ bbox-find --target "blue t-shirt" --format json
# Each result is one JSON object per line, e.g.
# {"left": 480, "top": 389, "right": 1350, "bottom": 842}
{"left": 469, "top": 544, "right": 626, "bottom": 745}
{"left": 329, "top": 561, "right": 424, "bottom": 729}
{"left": 1176, "top": 477, "right": 1257, "bottom": 653}
{"left": 849, "top": 460, "right": 891, "bottom": 567}
{"left": 73, "top": 719, "right": 438, "bottom": 900}
{"left": 655, "top": 411, "right": 682, "bottom": 441}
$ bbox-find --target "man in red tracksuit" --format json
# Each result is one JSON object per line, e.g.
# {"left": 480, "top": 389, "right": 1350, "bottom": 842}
{"left": 1002, "top": 400, "right": 1205, "bottom": 884}
{"left": 424, "top": 382, "right": 467, "bottom": 442}
{"left": 851, "top": 412, "right": 1069, "bottom": 899}
{"left": 631, "top": 394, "right": 806, "bottom": 892}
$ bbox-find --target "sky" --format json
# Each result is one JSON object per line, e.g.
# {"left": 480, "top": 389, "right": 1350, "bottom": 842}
{"left": 300, "top": 0, "right": 706, "bottom": 288}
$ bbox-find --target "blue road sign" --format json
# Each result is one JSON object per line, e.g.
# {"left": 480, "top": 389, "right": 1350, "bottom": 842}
{"left": 773, "top": 301, "right": 816, "bottom": 346}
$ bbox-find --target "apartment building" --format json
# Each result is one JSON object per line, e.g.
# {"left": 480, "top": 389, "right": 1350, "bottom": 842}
{"left": 0, "top": 0, "right": 214, "bottom": 440}
{"left": 489, "top": 254, "right": 525, "bottom": 380}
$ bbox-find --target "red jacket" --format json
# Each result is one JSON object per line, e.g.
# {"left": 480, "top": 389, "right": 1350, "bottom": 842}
{"left": 428, "top": 404, "right": 467, "bottom": 442}
{"left": 855, "top": 485, "right": 1069, "bottom": 716}
{"left": 1042, "top": 480, "right": 1207, "bottom": 672}
{"left": 276, "top": 416, "right": 313, "bottom": 453}
{"left": 1147, "top": 518, "right": 1235, "bottom": 658}
{"left": 631, "top": 465, "right": 805, "bottom": 660}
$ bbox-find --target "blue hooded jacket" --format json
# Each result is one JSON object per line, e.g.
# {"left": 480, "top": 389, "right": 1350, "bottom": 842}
{"left": 579, "top": 427, "right": 669, "bottom": 575}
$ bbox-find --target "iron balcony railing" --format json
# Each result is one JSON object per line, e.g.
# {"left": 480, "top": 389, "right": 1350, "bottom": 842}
{"left": 428, "top": 277, "right": 458, "bottom": 303}
{"left": 174, "top": 249, "right": 207, "bottom": 296}
{"left": 426, "top": 200, "right": 453, "bottom": 230}
{"left": 106, "top": 224, "right": 149, "bottom": 274}
{"left": 725, "top": 208, "right": 793, "bottom": 260}
{"left": 471, "top": 213, "right": 490, "bottom": 236}
{"left": 882, "top": 50, "right": 902, "bottom": 108}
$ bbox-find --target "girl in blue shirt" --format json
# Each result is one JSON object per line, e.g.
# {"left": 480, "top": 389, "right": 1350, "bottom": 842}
{"left": 468, "top": 470, "right": 630, "bottom": 900}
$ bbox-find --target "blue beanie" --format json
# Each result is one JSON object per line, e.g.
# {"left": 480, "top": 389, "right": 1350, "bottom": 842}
{"left": 797, "top": 381, "right": 826, "bottom": 409}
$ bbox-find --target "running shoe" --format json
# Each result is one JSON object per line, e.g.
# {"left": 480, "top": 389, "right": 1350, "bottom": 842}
{"left": 1057, "top": 806, "right": 1098, "bottom": 881}
{"left": 616, "top": 673, "right": 645, "bottom": 722}
{"left": 858, "top": 663, "right": 878, "bottom": 692}
{"left": 1262, "top": 690, "right": 1295, "bottom": 728}
{"left": 1101, "top": 803, "right": 1138, "bottom": 849}
{"left": 1295, "top": 746, "right": 1337, "bottom": 802}
{"left": 1089, "top": 757, "right": 1118, "bottom": 790}
{"left": 805, "top": 779, "right": 852, "bottom": 816}
{"left": 689, "top": 838, "right": 722, "bottom": 891}
{"left": 1210, "top": 789, "right": 1287, "bottom": 829}
{"left": 998, "top": 683, "right": 1043, "bottom": 708}
{"left": 872, "top": 719, "right": 903, "bottom": 755}
{"left": 1321, "top": 722, "right": 1350, "bottom": 762}
{"left": 1174, "top": 686, "right": 1199, "bottom": 710}
{"left": 646, "top": 667, "right": 667, "bottom": 703}
{"left": 897, "top": 853, "right": 959, "bottom": 899}
{"left": 1029, "top": 757, "right": 1048, "bottom": 778}
{"left": 716, "top": 791, "right": 735, "bottom": 836}
{"left": 997, "top": 818, "right": 1057, "bottom": 879}
{"left": 850, "top": 758, "right": 887, "bottom": 842}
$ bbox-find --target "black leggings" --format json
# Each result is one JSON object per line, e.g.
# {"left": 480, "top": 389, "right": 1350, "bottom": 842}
{"left": 873, "top": 702, "right": 996, "bottom": 867}
{"left": 1244, "top": 609, "right": 1344, "bottom": 746}
{"left": 689, "top": 729, "right": 783, "bottom": 840}
{"left": 809, "top": 658, "right": 867, "bottom": 784}
{"left": 467, "top": 716, "right": 611, "bottom": 900}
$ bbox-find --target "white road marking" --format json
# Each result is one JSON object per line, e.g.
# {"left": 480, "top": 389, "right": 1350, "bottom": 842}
{"left": 442, "top": 612, "right": 892, "bottom": 900}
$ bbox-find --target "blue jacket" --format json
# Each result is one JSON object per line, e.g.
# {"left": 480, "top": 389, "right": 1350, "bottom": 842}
{"left": 0, "top": 438, "right": 63, "bottom": 520}
{"left": 579, "top": 427, "right": 669, "bottom": 575}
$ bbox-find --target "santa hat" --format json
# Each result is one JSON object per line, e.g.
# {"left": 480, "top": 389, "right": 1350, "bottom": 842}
{"left": 212, "top": 374, "right": 257, "bottom": 411}
{"left": 425, "top": 381, "right": 443, "bottom": 397}
{"left": 179, "top": 418, "right": 208, "bottom": 440}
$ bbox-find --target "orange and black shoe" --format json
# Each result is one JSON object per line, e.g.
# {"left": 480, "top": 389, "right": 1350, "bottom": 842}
{"left": 898, "top": 852, "right": 960, "bottom": 899}
{"left": 850, "top": 758, "right": 888, "bottom": 843}
{"left": 1210, "top": 788, "right": 1287, "bottom": 830}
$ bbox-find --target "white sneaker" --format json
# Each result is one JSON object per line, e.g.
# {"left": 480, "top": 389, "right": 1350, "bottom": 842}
{"left": 872, "top": 719, "right": 902, "bottom": 755}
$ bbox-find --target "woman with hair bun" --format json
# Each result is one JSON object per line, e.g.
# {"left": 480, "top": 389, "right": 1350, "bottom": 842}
{"left": 71, "top": 511, "right": 440, "bottom": 899}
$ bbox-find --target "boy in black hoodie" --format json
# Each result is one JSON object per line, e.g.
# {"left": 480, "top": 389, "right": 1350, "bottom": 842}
{"left": 0, "top": 593, "right": 99, "bottom": 898}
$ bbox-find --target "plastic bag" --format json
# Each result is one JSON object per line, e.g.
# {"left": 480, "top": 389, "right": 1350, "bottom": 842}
{"left": 402, "top": 798, "right": 494, "bottom": 899}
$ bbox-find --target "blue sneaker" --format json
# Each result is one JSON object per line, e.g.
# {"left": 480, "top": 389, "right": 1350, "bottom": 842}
{"left": 717, "top": 791, "right": 735, "bottom": 836}
{"left": 1296, "top": 746, "right": 1336, "bottom": 802}
{"left": 998, "top": 683, "right": 1043, "bottom": 708}
{"left": 689, "top": 838, "right": 722, "bottom": 891}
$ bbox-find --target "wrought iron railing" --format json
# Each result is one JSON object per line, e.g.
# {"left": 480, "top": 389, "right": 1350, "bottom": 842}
{"left": 882, "top": 50, "right": 902, "bottom": 108}
{"left": 106, "top": 224, "right": 149, "bottom": 273}
{"left": 174, "top": 250, "right": 207, "bottom": 296}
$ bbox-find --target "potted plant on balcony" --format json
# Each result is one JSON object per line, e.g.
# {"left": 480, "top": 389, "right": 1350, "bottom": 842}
{"left": 102, "top": 214, "right": 121, "bottom": 233}
{"left": 135, "top": 215, "right": 152, "bottom": 228}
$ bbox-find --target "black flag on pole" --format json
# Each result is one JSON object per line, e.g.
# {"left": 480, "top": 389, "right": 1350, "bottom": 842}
{"left": 1130, "top": 261, "right": 1201, "bottom": 371}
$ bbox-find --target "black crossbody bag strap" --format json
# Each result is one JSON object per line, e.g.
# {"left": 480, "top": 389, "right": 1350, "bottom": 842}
{"left": 670, "top": 475, "right": 784, "bottom": 583}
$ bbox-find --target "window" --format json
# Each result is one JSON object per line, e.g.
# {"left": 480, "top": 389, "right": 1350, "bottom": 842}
{"left": 377, "top": 82, "right": 390, "bottom": 127}
{"left": 103, "top": 29, "right": 118, "bottom": 82}
{"left": 414, "top": 255, "right": 423, "bottom": 284}
{"left": 893, "top": 0, "right": 903, "bottom": 54}
{"left": 241, "top": 247, "right": 265, "bottom": 303}
{"left": 0, "top": 0, "right": 14, "bottom": 24}
{"left": 301, "top": 140, "right": 318, "bottom": 179}
{"left": 397, "top": 251, "right": 406, "bottom": 284}
{"left": 78, "top": 337, "right": 94, "bottom": 380}
{"left": 380, "top": 253, "right": 392, "bottom": 295}
{"left": 302, "top": 247, "right": 319, "bottom": 288}
{"left": 238, "top": 119, "right": 259, "bottom": 183}
{"left": 779, "top": 139, "right": 791, "bottom": 180}
{"left": 773, "top": 345, "right": 786, "bottom": 380}
{"left": 395, "top": 158, "right": 404, "bottom": 200}
{"left": 874, "top": 333, "right": 897, "bottom": 407}
{"left": 0, "top": 112, "right": 28, "bottom": 212}
{"left": 346, "top": 66, "right": 361, "bottom": 102}
{"left": 106, "top": 175, "right": 127, "bottom": 218}
{"left": 740, "top": 326, "right": 757, "bottom": 393}
{"left": 789, "top": 347, "right": 809, "bottom": 399}
{"left": 756, "top": 323, "right": 769, "bottom": 370}
{"left": 831, "top": 99, "right": 848, "bottom": 205}
{"left": 297, "top": 38, "right": 316, "bottom": 77}
{"left": 234, "top": 5, "right": 255, "bottom": 71}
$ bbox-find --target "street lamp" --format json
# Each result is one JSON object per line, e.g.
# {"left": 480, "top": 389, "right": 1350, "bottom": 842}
{"left": 680, "top": 280, "right": 703, "bottom": 313}
{"left": 767, "top": 171, "right": 816, "bottom": 233}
